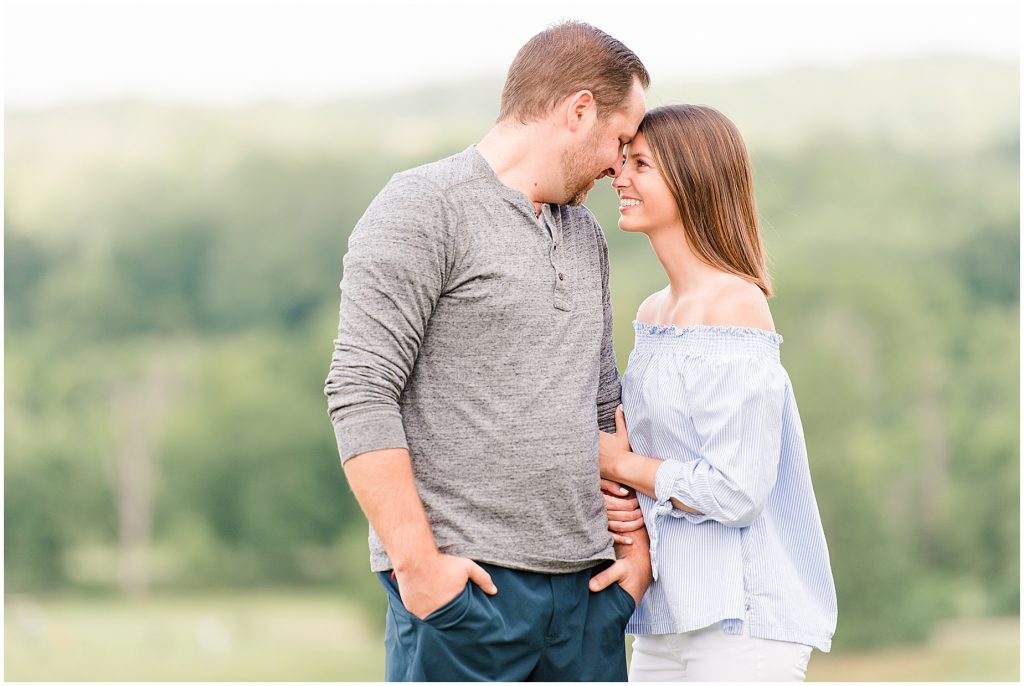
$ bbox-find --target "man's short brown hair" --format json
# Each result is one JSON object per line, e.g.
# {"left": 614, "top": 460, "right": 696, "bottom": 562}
{"left": 497, "top": 21, "right": 650, "bottom": 124}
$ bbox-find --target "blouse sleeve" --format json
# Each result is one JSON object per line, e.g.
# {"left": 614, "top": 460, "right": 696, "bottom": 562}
{"left": 654, "top": 356, "right": 788, "bottom": 528}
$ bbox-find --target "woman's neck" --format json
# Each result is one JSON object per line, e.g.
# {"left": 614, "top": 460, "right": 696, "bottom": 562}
{"left": 647, "top": 225, "right": 722, "bottom": 300}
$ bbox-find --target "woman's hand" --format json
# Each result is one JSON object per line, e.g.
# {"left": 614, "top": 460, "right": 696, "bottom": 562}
{"left": 599, "top": 405, "right": 633, "bottom": 482}
{"left": 600, "top": 406, "right": 645, "bottom": 544}
{"left": 601, "top": 482, "right": 645, "bottom": 544}
{"left": 600, "top": 406, "right": 704, "bottom": 518}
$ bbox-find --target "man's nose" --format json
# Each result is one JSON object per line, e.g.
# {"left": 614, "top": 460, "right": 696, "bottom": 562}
{"left": 606, "top": 156, "right": 624, "bottom": 178}
{"left": 612, "top": 168, "right": 628, "bottom": 188}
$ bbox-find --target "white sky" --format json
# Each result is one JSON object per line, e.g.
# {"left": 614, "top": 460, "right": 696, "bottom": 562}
{"left": 3, "top": 0, "right": 1020, "bottom": 108}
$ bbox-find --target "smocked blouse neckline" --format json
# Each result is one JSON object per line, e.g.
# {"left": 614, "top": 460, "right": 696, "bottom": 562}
{"left": 632, "top": 320, "right": 783, "bottom": 359}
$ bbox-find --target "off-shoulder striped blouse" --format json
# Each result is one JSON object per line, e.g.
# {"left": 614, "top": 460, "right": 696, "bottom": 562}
{"left": 622, "top": 322, "right": 837, "bottom": 652}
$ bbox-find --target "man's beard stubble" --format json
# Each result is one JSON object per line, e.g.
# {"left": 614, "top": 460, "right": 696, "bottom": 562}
{"left": 561, "top": 126, "right": 604, "bottom": 206}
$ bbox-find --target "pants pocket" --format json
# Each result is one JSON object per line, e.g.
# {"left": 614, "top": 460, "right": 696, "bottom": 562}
{"left": 378, "top": 571, "right": 473, "bottom": 630}
{"left": 611, "top": 580, "right": 638, "bottom": 616}
{"left": 380, "top": 574, "right": 508, "bottom": 681}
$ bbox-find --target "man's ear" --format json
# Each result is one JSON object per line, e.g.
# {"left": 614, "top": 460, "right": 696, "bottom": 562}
{"left": 564, "top": 89, "right": 596, "bottom": 133}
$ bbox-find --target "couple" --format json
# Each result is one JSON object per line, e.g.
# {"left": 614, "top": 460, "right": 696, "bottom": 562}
{"left": 325, "top": 21, "right": 837, "bottom": 682}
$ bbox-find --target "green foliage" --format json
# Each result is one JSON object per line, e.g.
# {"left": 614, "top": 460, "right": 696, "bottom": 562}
{"left": 4, "top": 56, "right": 1018, "bottom": 650}
{"left": 155, "top": 328, "right": 354, "bottom": 585}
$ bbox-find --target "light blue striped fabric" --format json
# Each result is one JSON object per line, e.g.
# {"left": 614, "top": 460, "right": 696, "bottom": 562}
{"left": 622, "top": 322, "right": 837, "bottom": 652}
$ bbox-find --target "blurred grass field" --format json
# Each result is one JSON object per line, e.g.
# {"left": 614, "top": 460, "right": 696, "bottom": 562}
{"left": 5, "top": 591, "right": 1018, "bottom": 681}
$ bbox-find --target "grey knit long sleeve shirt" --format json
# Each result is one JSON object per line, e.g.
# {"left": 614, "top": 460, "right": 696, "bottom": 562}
{"left": 325, "top": 146, "right": 621, "bottom": 574}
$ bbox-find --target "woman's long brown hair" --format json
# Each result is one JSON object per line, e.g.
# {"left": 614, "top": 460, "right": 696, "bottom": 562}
{"left": 638, "top": 104, "right": 773, "bottom": 297}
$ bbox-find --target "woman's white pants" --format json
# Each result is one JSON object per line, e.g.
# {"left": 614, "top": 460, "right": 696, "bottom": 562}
{"left": 628, "top": 620, "right": 813, "bottom": 682}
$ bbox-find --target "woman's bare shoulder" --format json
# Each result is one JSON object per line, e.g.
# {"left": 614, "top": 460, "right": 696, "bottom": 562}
{"left": 705, "top": 276, "right": 775, "bottom": 332}
{"left": 636, "top": 287, "right": 668, "bottom": 323}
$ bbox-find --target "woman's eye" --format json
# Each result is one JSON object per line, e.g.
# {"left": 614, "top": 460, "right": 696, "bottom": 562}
{"left": 636, "top": 159, "right": 649, "bottom": 168}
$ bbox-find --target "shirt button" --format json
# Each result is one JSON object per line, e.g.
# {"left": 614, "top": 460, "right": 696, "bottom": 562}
{"left": 558, "top": 273, "right": 565, "bottom": 281}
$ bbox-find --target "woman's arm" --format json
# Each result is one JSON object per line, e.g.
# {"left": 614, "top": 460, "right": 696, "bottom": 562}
{"left": 599, "top": 406, "right": 703, "bottom": 515}
{"left": 608, "top": 355, "right": 788, "bottom": 529}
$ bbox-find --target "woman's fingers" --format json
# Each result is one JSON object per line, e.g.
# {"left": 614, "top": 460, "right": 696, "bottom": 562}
{"left": 600, "top": 479, "right": 630, "bottom": 496}
{"left": 615, "top": 405, "right": 628, "bottom": 437}
{"left": 609, "top": 518, "right": 647, "bottom": 533}
{"left": 607, "top": 507, "right": 643, "bottom": 522}
{"left": 612, "top": 533, "right": 634, "bottom": 545}
{"left": 604, "top": 493, "right": 640, "bottom": 511}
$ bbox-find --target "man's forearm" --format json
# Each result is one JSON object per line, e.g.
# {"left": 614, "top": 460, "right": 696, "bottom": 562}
{"left": 343, "top": 448, "right": 438, "bottom": 571}
{"left": 614, "top": 522, "right": 649, "bottom": 559}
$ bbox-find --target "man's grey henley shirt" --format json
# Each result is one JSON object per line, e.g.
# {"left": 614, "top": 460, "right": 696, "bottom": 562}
{"left": 325, "top": 146, "right": 621, "bottom": 574}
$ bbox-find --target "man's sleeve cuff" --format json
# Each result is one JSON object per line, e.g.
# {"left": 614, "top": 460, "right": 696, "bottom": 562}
{"left": 334, "top": 409, "right": 409, "bottom": 463}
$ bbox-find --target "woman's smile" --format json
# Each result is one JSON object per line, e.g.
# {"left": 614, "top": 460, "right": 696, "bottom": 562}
{"left": 619, "top": 197, "right": 643, "bottom": 212}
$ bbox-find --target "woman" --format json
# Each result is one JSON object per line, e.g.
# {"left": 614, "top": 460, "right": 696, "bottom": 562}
{"left": 599, "top": 105, "right": 837, "bottom": 681}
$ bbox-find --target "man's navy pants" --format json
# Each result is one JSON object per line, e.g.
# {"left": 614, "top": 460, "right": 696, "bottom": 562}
{"left": 376, "top": 560, "right": 636, "bottom": 681}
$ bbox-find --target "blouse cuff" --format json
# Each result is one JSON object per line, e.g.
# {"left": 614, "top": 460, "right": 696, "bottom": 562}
{"left": 648, "top": 459, "right": 700, "bottom": 581}
{"left": 655, "top": 459, "right": 711, "bottom": 525}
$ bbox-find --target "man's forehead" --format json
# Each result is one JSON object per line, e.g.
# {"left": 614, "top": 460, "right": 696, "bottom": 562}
{"left": 602, "top": 81, "right": 645, "bottom": 137}
{"left": 621, "top": 82, "right": 647, "bottom": 130}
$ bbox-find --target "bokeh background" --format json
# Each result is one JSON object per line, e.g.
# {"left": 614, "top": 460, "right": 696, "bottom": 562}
{"left": 4, "top": 0, "right": 1020, "bottom": 680}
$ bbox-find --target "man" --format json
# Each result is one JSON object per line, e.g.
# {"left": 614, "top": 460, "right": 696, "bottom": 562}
{"left": 325, "top": 21, "right": 651, "bottom": 681}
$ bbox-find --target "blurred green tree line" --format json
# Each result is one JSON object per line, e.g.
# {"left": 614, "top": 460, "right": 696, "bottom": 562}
{"left": 4, "top": 56, "right": 1018, "bottom": 650}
